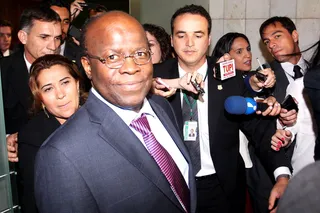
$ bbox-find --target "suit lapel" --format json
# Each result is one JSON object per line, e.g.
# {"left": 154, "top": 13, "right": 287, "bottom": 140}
{"left": 207, "top": 59, "right": 225, "bottom": 145}
{"left": 85, "top": 93, "right": 184, "bottom": 211}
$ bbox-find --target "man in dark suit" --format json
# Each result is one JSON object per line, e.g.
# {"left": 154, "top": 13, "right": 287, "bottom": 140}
{"left": 0, "top": 19, "right": 14, "bottom": 58}
{"left": 1, "top": 7, "right": 62, "bottom": 135}
{"left": 34, "top": 11, "right": 196, "bottom": 213}
{"left": 154, "top": 5, "right": 291, "bottom": 213}
{"left": 45, "top": 0, "right": 91, "bottom": 90}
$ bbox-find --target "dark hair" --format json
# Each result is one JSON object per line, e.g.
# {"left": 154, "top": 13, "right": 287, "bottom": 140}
{"left": 170, "top": 4, "right": 211, "bottom": 35}
{"left": 259, "top": 16, "right": 296, "bottom": 38}
{"left": 29, "top": 54, "right": 87, "bottom": 115}
{"left": 91, "top": 4, "right": 108, "bottom": 13}
{"left": 19, "top": 6, "right": 61, "bottom": 32}
{"left": 211, "top": 32, "right": 250, "bottom": 59}
{"left": 143, "top": 23, "right": 173, "bottom": 62}
{"left": 42, "top": 0, "right": 70, "bottom": 11}
{"left": 0, "top": 19, "right": 13, "bottom": 31}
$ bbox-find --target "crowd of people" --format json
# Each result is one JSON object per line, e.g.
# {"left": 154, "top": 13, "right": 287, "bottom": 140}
{"left": 1, "top": 1, "right": 320, "bottom": 213}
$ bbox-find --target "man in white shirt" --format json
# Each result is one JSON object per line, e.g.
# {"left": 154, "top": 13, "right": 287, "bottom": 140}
{"left": 154, "top": 4, "right": 291, "bottom": 213}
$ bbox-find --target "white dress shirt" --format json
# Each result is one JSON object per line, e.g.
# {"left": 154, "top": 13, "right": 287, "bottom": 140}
{"left": 283, "top": 78, "right": 316, "bottom": 175}
{"left": 59, "top": 42, "right": 66, "bottom": 56}
{"left": 3, "top": 49, "right": 10, "bottom": 57}
{"left": 91, "top": 88, "right": 189, "bottom": 185}
{"left": 280, "top": 57, "right": 308, "bottom": 84}
{"left": 23, "top": 52, "right": 32, "bottom": 72}
{"left": 178, "top": 61, "right": 216, "bottom": 177}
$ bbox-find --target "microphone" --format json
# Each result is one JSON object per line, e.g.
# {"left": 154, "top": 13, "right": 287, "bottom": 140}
{"left": 224, "top": 96, "right": 269, "bottom": 115}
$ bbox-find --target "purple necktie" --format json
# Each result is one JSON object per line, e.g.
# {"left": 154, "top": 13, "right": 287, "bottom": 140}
{"left": 130, "top": 114, "right": 190, "bottom": 212}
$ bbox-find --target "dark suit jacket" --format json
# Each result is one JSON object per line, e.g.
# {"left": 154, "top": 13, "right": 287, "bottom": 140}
{"left": 18, "top": 111, "right": 61, "bottom": 213}
{"left": 35, "top": 92, "right": 197, "bottom": 213}
{"left": 269, "top": 60, "right": 290, "bottom": 102}
{"left": 154, "top": 58, "right": 292, "bottom": 199}
{"left": 304, "top": 65, "right": 320, "bottom": 160}
{"left": 0, "top": 50, "right": 32, "bottom": 134}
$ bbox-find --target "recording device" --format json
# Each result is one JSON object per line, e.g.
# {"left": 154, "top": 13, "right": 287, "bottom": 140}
{"left": 68, "top": 25, "right": 81, "bottom": 41}
{"left": 281, "top": 95, "right": 299, "bottom": 112}
{"left": 78, "top": 2, "right": 88, "bottom": 7}
{"left": 255, "top": 72, "right": 267, "bottom": 82}
{"left": 224, "top": 96, "right": 269, "bottom": 115}
{"left": 191, "top": 80, "right": 205, "bottom": 94}
{"left": 214, "top": 59, "right": 236, "bottom": 80}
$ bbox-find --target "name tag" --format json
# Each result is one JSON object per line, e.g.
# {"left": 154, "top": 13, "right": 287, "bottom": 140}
{"left": 183, "top": 121, "right": 197, "bottom": 141}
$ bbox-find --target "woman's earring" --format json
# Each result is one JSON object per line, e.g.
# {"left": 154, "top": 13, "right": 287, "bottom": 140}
{"left": 42, "top": 104, "right": 49, "bottom": 118}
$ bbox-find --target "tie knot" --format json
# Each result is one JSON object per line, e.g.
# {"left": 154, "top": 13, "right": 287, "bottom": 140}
{"left": 293, "top": 65, "right": 303, "bottom": 79}
{"left": 130, "top": 114, "right": 151, "bottom": 135}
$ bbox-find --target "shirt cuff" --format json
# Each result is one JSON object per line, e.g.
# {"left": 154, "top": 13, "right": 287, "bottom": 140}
{"left": 274, "top": 167, "right": 291, "bottom": 180}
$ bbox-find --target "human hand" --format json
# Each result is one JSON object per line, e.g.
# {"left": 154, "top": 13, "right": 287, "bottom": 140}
{"left": 72, "top": 37, "right": 80, "bottom": 46}
{"left": 250, "top": 68, "right": 276, "bottom": 91}
{"left": 70, "top": 0, "right": 86, "bottom": 21}
{"left": 279, "top": 109, "right": 297, "bottom": 127}
{"left": 271, "top": 129, "right": 292, "bottom": 151}
{"left": 151, "top": 78, "right": 177, "bottom": 98}
{"left": 269, "top": 176, "right": 289, "bottom": 213}
{"left": 7, "top": 132, "right": 18, "bottom": 162}
{"left": 178, "top": 72, "right": 204, "bottom": 95}
{"left": 256, "top": 96, "right": 281, "bottom": 116}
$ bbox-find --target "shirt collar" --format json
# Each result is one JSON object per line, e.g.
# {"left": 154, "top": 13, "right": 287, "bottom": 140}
{"left": 178, "top": 59, "right": 208, "bottom": 81}
{"left": 59, "top": 42, "right": 66, "bottom": 56}
{"left": 3, "top": 49, "right": 10, "bottom": 57}
{"left": 23, "top": 52, "right": 32, "bottom": 72}
{"left": 280, "top": 57, "right": 308, "bottom": 76}
{"left": 91, "top": 87, "right": 156, "bottom": 126}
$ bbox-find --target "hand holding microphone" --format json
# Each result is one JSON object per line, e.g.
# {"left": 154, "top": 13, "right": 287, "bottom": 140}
{"left": 224, "top": 96, "right": 269, "bottom": 115}
{"left": 224, "top": 95, "right": 297, "bottom": 116}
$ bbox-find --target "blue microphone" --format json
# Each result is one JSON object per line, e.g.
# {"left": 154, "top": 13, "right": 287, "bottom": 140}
{"left": 224, "top": 96, "right": 268, "bottom": 115}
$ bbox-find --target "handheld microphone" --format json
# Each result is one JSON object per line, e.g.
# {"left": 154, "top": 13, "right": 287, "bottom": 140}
{"left": 224, "top": 96, "right": 269, "bottom": 115}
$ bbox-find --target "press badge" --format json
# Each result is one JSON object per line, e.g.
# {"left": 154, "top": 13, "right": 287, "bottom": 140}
{"left": 183, "top": 121, "right": 198, "bottom": 141}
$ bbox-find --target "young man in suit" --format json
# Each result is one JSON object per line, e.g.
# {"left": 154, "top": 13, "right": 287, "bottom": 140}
{"left": 34, "top": 11, "right": 196, "bottom": 213}
{"left": 154, "top": 5, "right": 292, "bottom": 213}
{"left": 0, "top": 19, "right": 13, "bottom": 58}
{"left": 45, "top": 0, "right": 91, "bottom": 90}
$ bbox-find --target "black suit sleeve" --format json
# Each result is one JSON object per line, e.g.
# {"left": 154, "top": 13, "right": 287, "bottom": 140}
{"left": 238, "top": 74, "right": 292, "bottom": 177}
{"left": 304, "top": 67, "right": 320, "bottom": 160}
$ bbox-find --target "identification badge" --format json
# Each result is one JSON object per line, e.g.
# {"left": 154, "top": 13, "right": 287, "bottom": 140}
{"left": 183, "top": 121, "right": 198, "bottom": 141}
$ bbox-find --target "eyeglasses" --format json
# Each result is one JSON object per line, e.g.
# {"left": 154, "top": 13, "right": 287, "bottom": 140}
{"left": 86, "top": 48, "right": 153, "bottom": 69}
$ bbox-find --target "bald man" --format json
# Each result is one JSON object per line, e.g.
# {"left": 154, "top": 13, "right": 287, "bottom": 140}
{"left": 34, "top": 11, "right": 196, "bottom": 213}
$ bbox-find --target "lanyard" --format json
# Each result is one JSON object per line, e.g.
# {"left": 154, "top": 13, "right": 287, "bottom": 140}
{"left": 183, "top": 93, "right": 197, "bottom": 119}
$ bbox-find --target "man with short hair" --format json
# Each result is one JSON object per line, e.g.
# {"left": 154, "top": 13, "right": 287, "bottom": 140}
{"left": 154, "top": 5, "right": 291, "bottom": 213}
{"left": 34, "top": 11, "right": 196, "bottom": 213}
{"left": 45, "top": 0, "right": 91, "bottom": 90}
{"left": 0, "top": 19, "right": 13, "bottom": 58}
{"left": 1, "top": 6, "right": 62, "bottom": 134}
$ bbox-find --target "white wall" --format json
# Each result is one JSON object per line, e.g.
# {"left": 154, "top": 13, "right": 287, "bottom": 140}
{"left": 209, "top": 0, "right": 320, "bottom": 68}
{"left": 136, "top": 0, "right": 320, "bottom": 68}
{"left": 139, "top": 0, "right": 209, "bottom": 34}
